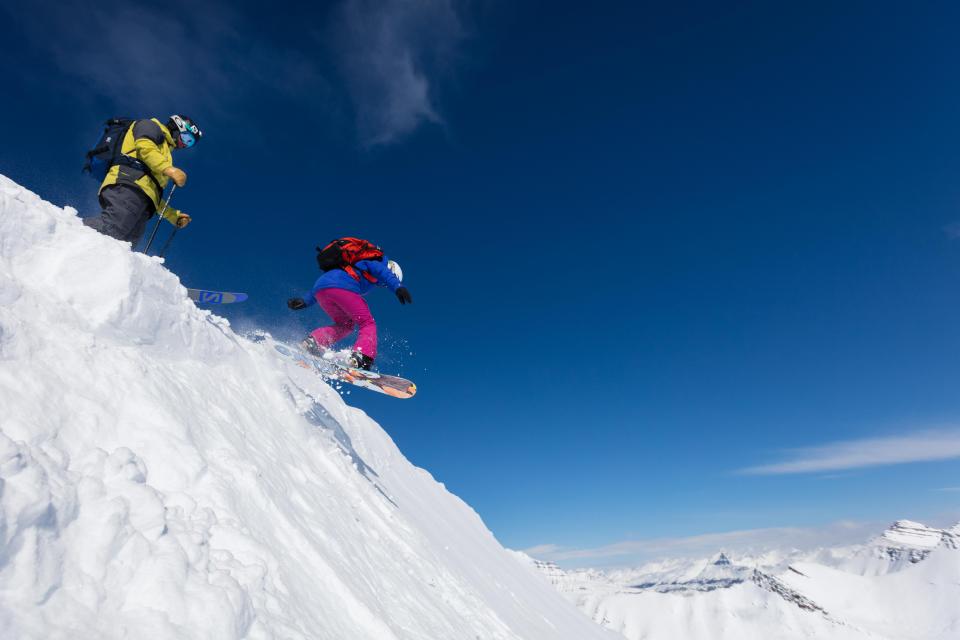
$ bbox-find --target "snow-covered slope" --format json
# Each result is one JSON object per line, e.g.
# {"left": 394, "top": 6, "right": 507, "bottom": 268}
{"left": 782, "top": 546, "right": 960, "bottom": 640}
{"left": 0, "top": 174, "right": 615, "bottom": 640}
{"left": 523, "top": 520, "right": 960, "bottom": 640}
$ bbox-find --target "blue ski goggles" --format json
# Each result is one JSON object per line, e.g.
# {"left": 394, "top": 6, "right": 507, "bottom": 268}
{"left": 178, "top": 132, "right": 196, "bottom": 148}
{"left": 171, "top": 115, "right": 201, "bottom": 149}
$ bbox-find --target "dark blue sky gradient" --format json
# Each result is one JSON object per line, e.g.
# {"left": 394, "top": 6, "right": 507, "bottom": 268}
{"left": 2, "top": 1, "right": 960, "bottom": 563}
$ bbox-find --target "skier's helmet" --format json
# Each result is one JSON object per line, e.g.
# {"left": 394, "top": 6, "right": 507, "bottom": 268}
{"left": 169, "top": 115, "right": 202, "bottom": 149}
{"left": 387, "top": 260, "right": 403, "bottom": 282}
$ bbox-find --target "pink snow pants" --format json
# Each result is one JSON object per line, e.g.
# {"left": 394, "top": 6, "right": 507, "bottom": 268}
{"left": 310, "top": 288, "right": 377, "bottom": 358}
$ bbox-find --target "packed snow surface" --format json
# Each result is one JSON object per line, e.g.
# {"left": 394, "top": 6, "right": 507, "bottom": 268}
{"left": 0, "top": 174, "right": 615, "bottom": 639}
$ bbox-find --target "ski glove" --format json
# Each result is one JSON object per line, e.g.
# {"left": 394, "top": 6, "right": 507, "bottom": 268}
{"left": 175, "top": 213, "right": 191, "bottom": 228}
{"left": 396, "top": 287, "right": 413, "bottom": 305}
{"left": 162, "top": 167, "right": 187, "bottom": 187}
{"left": 287, "top": 297, "right": 308, "bottom": 310}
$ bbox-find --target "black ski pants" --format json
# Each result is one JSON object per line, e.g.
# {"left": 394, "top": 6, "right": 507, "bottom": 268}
{"left": 83, "top": 184, "right": 155, "bottom": 245}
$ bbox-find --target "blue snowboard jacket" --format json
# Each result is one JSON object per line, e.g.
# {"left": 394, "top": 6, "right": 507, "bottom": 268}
{"left": 301, "top": 258, "right": 402, "bottom": 308}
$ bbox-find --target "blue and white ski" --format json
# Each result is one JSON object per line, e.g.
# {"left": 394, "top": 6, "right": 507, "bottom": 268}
{"left": 187, "top": 289, "right": 248, "bottom": 304}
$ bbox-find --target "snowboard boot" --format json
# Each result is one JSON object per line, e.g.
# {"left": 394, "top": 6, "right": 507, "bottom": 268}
{"left": 348, "top": 351, "right": 375, "bottom": 371}
{"left": 300, "top": 336, "right": 325, "bottom": 357}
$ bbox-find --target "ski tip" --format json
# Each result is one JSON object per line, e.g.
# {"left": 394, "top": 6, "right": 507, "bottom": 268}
{"left": 382, "top": 383, "right": 417, "bottom": 399}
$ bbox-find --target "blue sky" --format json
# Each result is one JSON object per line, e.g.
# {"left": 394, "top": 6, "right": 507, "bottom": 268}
{"left": 2, "top": 0, "right": 960, "bottom": 568}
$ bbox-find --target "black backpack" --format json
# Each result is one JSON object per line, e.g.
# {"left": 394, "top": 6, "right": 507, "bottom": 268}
{"left": 316, "top": 237, "right": 385, "bottom": 282}
{"left": 82, "top": 118, "right": 159, "bottom": 189}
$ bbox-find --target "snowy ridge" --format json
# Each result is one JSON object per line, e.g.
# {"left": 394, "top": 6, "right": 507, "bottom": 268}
{"left": 751, "top": 570, "right": 827, "bottom": 616}
{"left": 839, "top": 519, "right": 960, "bottom": 576}
{"left": 524, "top": 521, "right": 960, "bottom": 640}
{"left": 631, "top": 554, "right": 752, "bottom": 592}
{"left": 880, "top": 519, "right": 944, "bottom": 549}
{"left": 0, "top": 174, "right": 615, "bottom": 639}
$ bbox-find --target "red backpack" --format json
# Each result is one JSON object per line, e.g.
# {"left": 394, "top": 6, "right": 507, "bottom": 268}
{"left": 316, "top": 237, "right": 385, "bottom": 282}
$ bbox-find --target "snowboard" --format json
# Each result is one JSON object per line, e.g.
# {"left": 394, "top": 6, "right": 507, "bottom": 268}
{"left": 271, "top": 341, "right": 417, "bottom": 400}
{"left": 187, "top": 289, "right": 248, "bottom": 304}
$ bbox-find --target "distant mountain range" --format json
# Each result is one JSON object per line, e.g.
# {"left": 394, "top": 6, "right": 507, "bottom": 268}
{"left": 516, "top": 519, "right": 960, "bottom": 640}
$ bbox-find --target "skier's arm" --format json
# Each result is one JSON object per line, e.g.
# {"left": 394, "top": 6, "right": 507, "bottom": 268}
{"left": 301, "top": 287, "right": 319, "bottom": 308}
{"left": 361, "top": 259, "right": 411, "bottom": 304}
{"left": 159, "top": 205, "right": 191, "bottom": 228}
{"left": 361, "top": 259, "right": 402, "bottom": 292}
{"left": 288, "top": 289, "right": 317, "bottom": 310}
{"left": 127, "top": 121, "right": 189, "bottom": 228}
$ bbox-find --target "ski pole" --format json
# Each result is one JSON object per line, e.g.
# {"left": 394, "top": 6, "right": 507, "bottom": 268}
{"left": 158, "top": 227, "right": 179, "bottom": 258}
{"left": 142, "top": 185, "right": 177, "bottom": 254}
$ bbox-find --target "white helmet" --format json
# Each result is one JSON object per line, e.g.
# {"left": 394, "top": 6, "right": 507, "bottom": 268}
{"left": 387, "top": 260, "right": 403, "bottom": 282}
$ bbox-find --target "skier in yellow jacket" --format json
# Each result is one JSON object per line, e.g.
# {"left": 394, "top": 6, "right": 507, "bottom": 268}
{"left": 84, "top": 115, "right": 201, "bottom": 244}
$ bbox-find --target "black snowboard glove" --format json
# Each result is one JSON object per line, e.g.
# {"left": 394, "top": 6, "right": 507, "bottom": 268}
{"left": 287, "top": 297, "right": 308, "bottom": 310}
{"left": 396, "top": 287, "right": 413, "bottom": 305}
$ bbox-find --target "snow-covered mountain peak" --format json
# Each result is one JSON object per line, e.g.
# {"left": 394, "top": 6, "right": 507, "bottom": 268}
{"left": 879, "top": 519, "right": 944, "bottom": 549}
{"left": 677, "top": 553, "right": 750, "bottom": 590}
{"left": 837, "top": 519, "right": 960, "bottom": 574}
{"left": 527, "top": 520, "right": 960, "bottom": 640}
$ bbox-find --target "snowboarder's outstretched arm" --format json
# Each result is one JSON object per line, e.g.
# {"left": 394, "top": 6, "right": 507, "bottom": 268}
{"left": 357, "top": 259, "right": 402, "bottom": 291}
{"left": 359, "top": 259, "right": 412, "bottom": 304}
{"left": 288, "top": 293, "right": 316, "bottom": 310}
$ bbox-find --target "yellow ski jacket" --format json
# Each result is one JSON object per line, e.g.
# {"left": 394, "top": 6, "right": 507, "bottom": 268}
{"left": 100, "top": 118, "right": 183, "bottom": 225}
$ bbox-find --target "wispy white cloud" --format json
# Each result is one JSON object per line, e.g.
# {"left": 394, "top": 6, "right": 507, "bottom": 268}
{"left": 4, "top": 0, "right": 467, "bottom": 147}
{"left": 2, "top": 0, "right": 325, "bottom": 117}
{"left": 525, "top": 520, "right": 877, "bottom": 568}
{"left": 331, "top": 0, "right": 467, "bottom": 146}
{"left": 738, "top": 428, "right": 960, "bottom": 475}
{"left": 523, "top": 543, "right": 563, "bottom": 556}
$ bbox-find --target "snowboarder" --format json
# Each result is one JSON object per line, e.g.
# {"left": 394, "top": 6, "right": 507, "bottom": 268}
{"left": 83, "top": 115, "right": 201, "bottom": 244}
{"left": 287, "top": 238, "right": 413, "bottom": 370}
